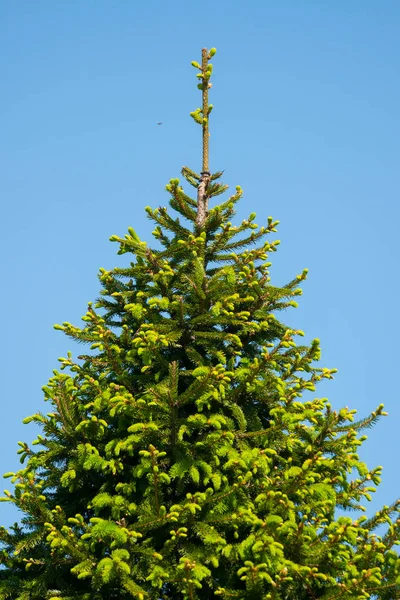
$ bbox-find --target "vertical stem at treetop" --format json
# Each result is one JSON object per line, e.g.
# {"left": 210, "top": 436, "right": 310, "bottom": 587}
{"left": 201, "top": 47, "right": 209, "bottom": 174}
{"left": 196, "top": 47, "right": 212, "bottom": 229}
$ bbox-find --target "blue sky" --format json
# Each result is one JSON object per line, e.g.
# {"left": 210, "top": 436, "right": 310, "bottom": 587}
{"left": 1, "top": 1, "right": 399, "bottom": 526}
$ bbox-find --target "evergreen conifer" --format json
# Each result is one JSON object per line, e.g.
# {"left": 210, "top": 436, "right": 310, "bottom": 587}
{"left": 1, "top": 47, "right": 400, "bottom": 600}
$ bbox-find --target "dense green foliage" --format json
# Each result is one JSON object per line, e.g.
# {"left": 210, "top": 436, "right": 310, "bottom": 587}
{"left": 1, "top": 49, "right": 400, "bottom": 600}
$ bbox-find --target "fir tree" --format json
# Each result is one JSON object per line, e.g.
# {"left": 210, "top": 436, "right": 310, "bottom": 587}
{"left": 1, "top": 47, "right": 400, "bottom": 600}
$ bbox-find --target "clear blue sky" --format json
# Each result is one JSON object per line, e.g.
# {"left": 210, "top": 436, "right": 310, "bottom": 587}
{"left": 1, "top": 1, "right": 399, "bottom": 526}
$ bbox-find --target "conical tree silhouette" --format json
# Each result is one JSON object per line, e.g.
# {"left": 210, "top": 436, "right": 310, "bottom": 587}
{"left": 1, "top": 47, "right": 400, "bottom": 600}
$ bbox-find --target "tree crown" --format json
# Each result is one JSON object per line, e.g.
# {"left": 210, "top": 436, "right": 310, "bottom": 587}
{"left": 1, "top": 47, "right": 399, "bottom": 600}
